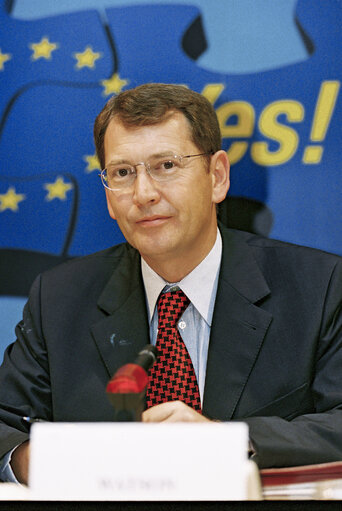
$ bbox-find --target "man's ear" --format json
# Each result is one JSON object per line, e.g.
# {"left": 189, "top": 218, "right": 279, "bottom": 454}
{"left": 105, "top": 188, "right": 116, "bottom": 220}
{"left": 211, "top": 150, "right": 230, "bottom": 204}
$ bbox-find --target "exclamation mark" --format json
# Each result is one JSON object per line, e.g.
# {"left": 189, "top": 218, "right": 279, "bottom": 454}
{"left": 302, "top": 80, "right": 340, "bottom": 164}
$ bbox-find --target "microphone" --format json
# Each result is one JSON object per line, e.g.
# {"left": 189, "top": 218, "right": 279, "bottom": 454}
{"left": 106, "top": 344, "right": 157, "bottom": 421}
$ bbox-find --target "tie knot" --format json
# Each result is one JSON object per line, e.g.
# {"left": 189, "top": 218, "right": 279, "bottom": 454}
{"left": 157, "top": 288, "right": 189, "bottom": 327}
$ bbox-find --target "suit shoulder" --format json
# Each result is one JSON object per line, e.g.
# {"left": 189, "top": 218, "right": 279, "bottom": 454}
{"left": 248, "top": 233, "right": 341, "bottom": 264}
{"left": 27, "top": 242, "right": 140, "bottom": 309}
{"left": 222, "top": 227, "right": 342, "bottom": 278}
{"left": 39, "top": 242, "right": 137, "bottom": 285}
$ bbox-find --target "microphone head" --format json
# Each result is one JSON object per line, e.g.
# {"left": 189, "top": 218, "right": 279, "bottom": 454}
{"left": 106, "top": 345, "right": 158, "bottom": 421}
{"left": 106, "top": 363, "right": 148, "bottom": 394}
{"left": 106, "top": 344, "right": 158, "bottom": 395}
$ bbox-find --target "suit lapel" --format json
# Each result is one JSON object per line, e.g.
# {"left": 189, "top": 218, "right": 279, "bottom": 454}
{"left": 203, "top": 227, "right": 273, "bottom": 420}
{"left": 91, "top": 245, "right": 150, "bottom": 379}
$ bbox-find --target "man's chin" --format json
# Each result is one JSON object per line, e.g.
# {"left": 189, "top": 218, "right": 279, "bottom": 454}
{"left": 136, "top": 239, "right": 178, "bottom": 261}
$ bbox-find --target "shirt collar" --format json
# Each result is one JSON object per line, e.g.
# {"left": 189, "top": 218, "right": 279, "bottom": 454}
{"left": 141, "top": 228, "right": 222, "bottom": 326}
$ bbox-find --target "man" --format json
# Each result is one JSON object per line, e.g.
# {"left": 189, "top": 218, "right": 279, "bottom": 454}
{"left": 0, "top": 83, "right": 342, "bottom": 485}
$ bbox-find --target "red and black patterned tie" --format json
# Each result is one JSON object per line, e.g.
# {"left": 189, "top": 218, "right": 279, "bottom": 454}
{"left": 146, "top": 288, "right": 201, "bottom": 412}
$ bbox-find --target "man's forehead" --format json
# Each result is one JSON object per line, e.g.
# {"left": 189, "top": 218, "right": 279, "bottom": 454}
{"left": 104, "top": 113, "right": 196, "bottom": 157}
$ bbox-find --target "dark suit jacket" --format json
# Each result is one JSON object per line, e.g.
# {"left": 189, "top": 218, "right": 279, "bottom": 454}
{"left": 0, "top": 225, "right": 342, "bottom": 469}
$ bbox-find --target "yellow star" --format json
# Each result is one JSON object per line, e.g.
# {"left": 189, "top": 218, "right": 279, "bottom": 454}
{"left": 0, "top": 187, "right": 25, "bottom": 212}
{"left": 84, "top": 154, "right": 101, "bottom": 173}
{"left": 101, "top": 73, "right": 129, "bottom": 96}
{"left": 29, "top": 37, "right": 58, "bottom": 60}
{"left": 74, "top": 46, "right": 102, "bottom": 69}
{"left": 44, "top": 177, "right": 73, "bottom": 201}
{"left": 0, "top": 49, "right": 11, "bottom": 71}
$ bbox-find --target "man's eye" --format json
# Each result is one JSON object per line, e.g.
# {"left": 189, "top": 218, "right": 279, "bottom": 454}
{"left": 162, "top": 160, "right": 175, "bottom": 170}
{"left": 107, "top": 166, "right": 133, "bottom": 182}
{"left": 117, "top": 168, "right": 129, "bottom": 177}
{"left": 110, "top": 167, "right": 133, "bottom": 179}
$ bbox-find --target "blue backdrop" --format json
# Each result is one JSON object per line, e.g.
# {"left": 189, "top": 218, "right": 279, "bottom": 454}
{"left": 0, "top": 0, "right": 341, "bottom": 356}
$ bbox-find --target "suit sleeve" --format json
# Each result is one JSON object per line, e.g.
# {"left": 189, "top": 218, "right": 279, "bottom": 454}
{"left": 244, "top": 259, "right": 342, "bottom": 468}
{"left": 0, "top": 275, "right": 52, "bottom": 459}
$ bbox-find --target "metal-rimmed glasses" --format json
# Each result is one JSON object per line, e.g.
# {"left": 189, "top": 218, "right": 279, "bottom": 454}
{"left": 100, "top": 152, "right": 213, "bottom": 191}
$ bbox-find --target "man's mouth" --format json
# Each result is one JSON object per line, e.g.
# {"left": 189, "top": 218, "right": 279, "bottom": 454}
{"left": 136, "top": 215, "right": 171, "bottom": 227}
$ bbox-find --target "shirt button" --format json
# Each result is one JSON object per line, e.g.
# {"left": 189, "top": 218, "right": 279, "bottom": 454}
{"left": 178, "top": 320, "right": 186, "bottom": 330}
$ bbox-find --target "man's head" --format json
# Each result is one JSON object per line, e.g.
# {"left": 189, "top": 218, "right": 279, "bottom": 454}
{"left": 94, "top": 83, "right": 229, "bottom": 281}
{"left": 94, "top": 83, "right": 222, "bottom": 170}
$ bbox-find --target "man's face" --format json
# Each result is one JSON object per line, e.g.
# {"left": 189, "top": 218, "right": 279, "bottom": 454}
{"left": 104, "top": 112, "right": 228, "bottom": 276}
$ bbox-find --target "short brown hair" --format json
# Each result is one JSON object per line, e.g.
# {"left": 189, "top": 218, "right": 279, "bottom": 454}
{"left": 94, "top": 83, "right": 222, "bottom": 169}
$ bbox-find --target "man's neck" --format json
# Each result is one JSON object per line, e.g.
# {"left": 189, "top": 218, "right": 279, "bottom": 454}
{"left": 141, "top": 227, "right": 218, "bottom": 283}
{"left": 144, "top": 260, "right": 197, "bottom": 283}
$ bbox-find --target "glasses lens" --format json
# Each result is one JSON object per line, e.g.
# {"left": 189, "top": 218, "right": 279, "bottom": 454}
{"left": 104, "top": 165, "right": 136, "bottom": 189}
{"left": 149, "top": 155, "right": 181, "bottom": 181}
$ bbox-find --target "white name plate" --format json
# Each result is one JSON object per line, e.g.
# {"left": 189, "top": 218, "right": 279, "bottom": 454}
{"left": 29, "top": 421, "right": 249, "bottom": 500}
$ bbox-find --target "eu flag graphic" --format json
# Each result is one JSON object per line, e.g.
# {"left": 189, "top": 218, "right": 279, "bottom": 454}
{"left": 0, "top": 0, "right": 341, "bottom": 355}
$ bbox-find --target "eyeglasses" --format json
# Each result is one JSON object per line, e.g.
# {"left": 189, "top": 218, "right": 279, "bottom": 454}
{"left": 100, "top": 152, "right": 213, "bottom": 191}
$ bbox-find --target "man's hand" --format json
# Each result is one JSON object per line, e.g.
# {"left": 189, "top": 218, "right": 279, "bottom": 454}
{"left": 10, "top": 440, "right": 30, "bottom": 485}
{"left": 142, "top": 401, "right": 211, "bottom": 422}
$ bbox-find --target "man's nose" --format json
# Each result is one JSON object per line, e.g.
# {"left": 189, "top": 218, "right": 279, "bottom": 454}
{"left": 132, "top": 165, "right": 160, "bottom": 206}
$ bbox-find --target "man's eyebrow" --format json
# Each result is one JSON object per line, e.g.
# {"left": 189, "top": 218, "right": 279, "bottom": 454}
{"left": 106, "top": 159, "right": 131, "bottom": 166}
{"left": 107, "top": 152, "right": 178, "bottom": 165}
{"left": 149, "top": 151, "right": 177, "bottom": 158}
